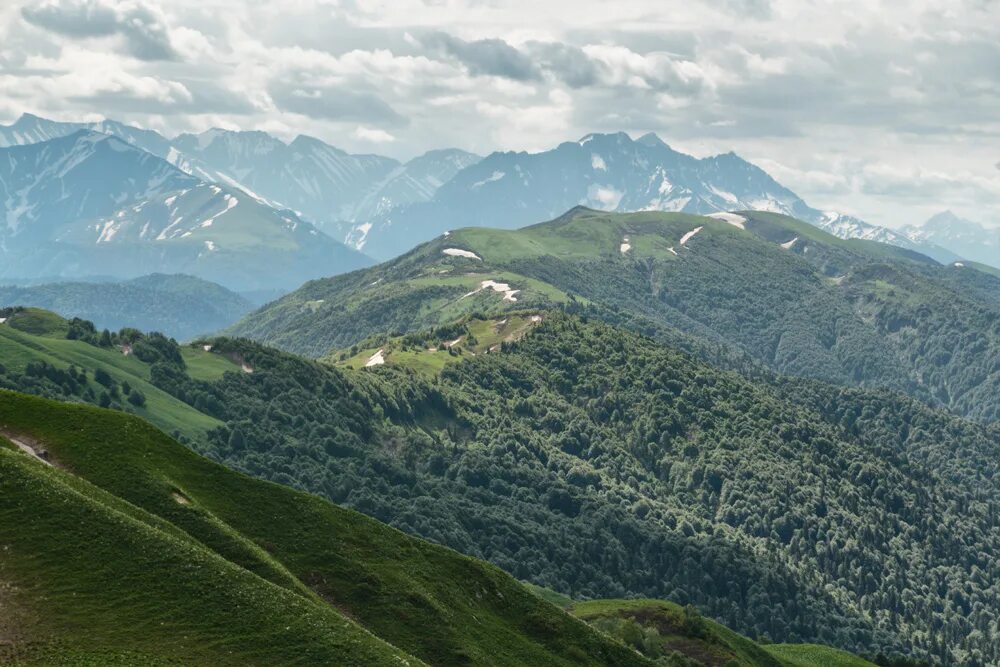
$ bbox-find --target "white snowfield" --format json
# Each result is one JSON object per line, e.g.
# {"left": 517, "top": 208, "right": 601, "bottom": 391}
{"left": 463, "top": 280, "right": 520, "bottom": 302}
{"left": 707, "top": 212, "right": 747, "bottom": 229}
{"left": 365, "top": 349, "right": 386, "bottom": 367}
{"left": 680, "top": 226, "right": 703, "bottom": 245}
{"left": 780, "top": 237, "right": 798, "bottom": 249}
{"left": 620, "top": 236, "right": 631, "bottom": 254}
{"left": 667, "top": 247, "right": 678, "bottom": 256}
{"left": 442, "top": 248, "right": 481, "bottom": 260}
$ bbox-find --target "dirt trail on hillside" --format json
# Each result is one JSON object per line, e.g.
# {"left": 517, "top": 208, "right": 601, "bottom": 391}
{"left": 1, "top": 430, "right": 53, "bottom": 467}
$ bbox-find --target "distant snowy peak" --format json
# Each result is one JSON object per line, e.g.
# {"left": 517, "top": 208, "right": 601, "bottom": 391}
{"left": 0, "top": 130, "right": 197, "bottom": 242}
{"left": 0, "top": 130, "right": 371, "bottom": 289}
{"left": 0, "top": 113, "right": 171, "bottom": 156}
{"left": 814, "top": 211, "right": 963, "bottom": 264}
{"left": 899, "top": 211, "right": 1000, "bottom": 269}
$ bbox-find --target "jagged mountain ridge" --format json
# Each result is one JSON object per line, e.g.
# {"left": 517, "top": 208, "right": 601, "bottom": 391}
{"left": 0, "top": 113, "right": 480, "bottom": 235}
{"left": 349, "top": 131, "right": 958, "bottom": 261}
{"left": 0, "top": 113, "right": 967, "bottom": 264}
{"left": 0, "top": 131, "right": 371, "bottom": 290}
{"left": 900, "top": 210, "right": 1000, "bottom": 269}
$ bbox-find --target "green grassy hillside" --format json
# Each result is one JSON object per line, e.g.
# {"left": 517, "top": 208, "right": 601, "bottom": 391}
{"left": 228, "top": 208, "right": 1000, "bottom": 422}
{"left": 570, "top": 599, "right": 785, "bottom": 666}
{"left": 0, "top": 308, "right": 223, "bottom": 441}
{"left": 327, "top": 313, "right": 545, "bottom": 377}
{"left": 0, "top": 390, "right": 651, "bottom": 666}
{"left": 764, "top": 644, "right": 879, "bottom": 667}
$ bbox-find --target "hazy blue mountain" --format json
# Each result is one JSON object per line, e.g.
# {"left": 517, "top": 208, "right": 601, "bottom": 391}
{"left": 0, "top": 273, "right": 253, "bottom": 340}
{"left": 0, "top": 112, "right": 172, "bottom": 156}
{"left": 900, "top": 210, "right": 1000, "bottom": 269}
{"left": 346, "top": 148, "right": 482, "bottom": 247}
{"left": 350, "top": 132, "right": 954, "bottom": 261}
{"left": 816, "top": 210, "right": 962, "bottom": 264}
{"left": 0, "top": 131, "right": 372, "bottom": 290}
{"left": 1, "top": 115, "right": 475, "bottom": 239}
{"left": 0, "top": 115, "right": 961, "bottom": 265}
{"left": 171, "top": 129, "right": 400, "bottom": 232}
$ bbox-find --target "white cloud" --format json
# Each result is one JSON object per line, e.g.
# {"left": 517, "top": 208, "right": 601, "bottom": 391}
{"left": 0, "top": 0, "right": 997, "bottom": 227}
{"left": 354, "top": 126, "right": 395, "bottom": 143}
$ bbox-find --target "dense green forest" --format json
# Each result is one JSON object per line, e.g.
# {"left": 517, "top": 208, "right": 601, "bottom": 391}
{"left": 227, "top": 209, "right": 1000, "bottom": 422}
{"left": 3, "top": 309, "right": 997, "bottom": 665}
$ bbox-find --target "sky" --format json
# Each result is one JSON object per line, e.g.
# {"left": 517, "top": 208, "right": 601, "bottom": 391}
{"left": 1, "top": 0, "right": 998, "bottom": 229}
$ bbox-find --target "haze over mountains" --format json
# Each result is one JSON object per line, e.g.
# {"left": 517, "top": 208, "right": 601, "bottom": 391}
{"left": 1, "top": 113, "right": 994, "bottom": 289}
{"left": 0, "top": 128, "right": 370, "bottom": 290}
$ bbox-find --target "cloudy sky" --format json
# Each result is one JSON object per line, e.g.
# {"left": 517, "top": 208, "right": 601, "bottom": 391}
{"left": 1, "top": 0, "right": 998, "bottom": 229}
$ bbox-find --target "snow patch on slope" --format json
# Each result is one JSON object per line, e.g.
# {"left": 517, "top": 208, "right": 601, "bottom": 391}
{"left": 462, "top": 279, "right": 520, "bottom": 302}
{"left": 680, "top": 226, "right": 703, "bottom": 245}
{"left": 707, "top": 212, "right": 746, "bottom": 229}
{"left": 442, "top": 248, "right": 481, "bottom": 260}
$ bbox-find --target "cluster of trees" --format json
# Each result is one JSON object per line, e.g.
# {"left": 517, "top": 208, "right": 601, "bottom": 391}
{"left": 0, "top": 360, "right": 145, "bottom": 411}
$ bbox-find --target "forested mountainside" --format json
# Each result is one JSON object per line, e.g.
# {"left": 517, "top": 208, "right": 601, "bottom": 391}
{"left": 229, "top": 208, "right": 1000, "bottom": 422}
{"left": 0, "top": 274, "right": 252, "bottom": 340}
{"left": 2, "top": 308, "right": 996, "bottom": 665}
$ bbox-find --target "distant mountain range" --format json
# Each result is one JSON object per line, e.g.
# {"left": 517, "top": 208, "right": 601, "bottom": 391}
{"left": 346, "top": 131, "right": 968, "bottom": 262}
{"left": 1, "top": 113, "right": 995, "bottom": 273}
{"left": 0, "top": 130, "right": 370, "bottom": 290}
{"left": 900, "top": 210, "right": 1000, "bottom": 269}
{"left": 0, "top": 113, "right": 480, "bottom": 241}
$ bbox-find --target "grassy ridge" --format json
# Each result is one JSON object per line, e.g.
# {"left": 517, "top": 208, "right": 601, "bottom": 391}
{"left": 565, "top": 598, "right": 879, "bottom": 667}
{"left": 0, "top": 390, "right": 650, "bottom": 667}
{"left": 0, "top": 316, "right": 223, "bottom": 440}
{"left": 764, "top": 644, "right": 879, "bottom": 667}
{"left": 228, "top": 207, "right": 1000, "bottom": 421}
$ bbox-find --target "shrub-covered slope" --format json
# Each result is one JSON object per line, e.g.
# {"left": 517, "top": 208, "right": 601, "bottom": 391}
{"left": 228, "top": 208, "right": 1000, "bottom": 421}
{"left": 0, "top": 390, "right": 651, "bottom": 666}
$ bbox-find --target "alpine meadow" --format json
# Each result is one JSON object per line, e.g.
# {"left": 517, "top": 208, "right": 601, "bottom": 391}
{"left": 1, "top": 1, "right": 998, "bottom": 666}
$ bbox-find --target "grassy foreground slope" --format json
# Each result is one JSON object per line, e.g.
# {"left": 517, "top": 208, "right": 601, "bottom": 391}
{"left": 0, "top": 390, "right": 649, "bottom": 667}
{"left": 229, "top": 208, "right": 1000, "bottom": 421}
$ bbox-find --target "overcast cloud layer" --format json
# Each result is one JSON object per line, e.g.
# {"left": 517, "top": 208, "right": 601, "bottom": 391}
{"left": 2, "top": 0, "right": 998, "bottom": 228}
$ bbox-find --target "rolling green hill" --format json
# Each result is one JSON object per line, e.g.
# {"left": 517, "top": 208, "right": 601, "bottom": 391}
{"left": 0, "top": 390, "right": 655, "bottom": 666}
{"left": 567, "top": 598, "right": 880, "bottom": 667}
{"left": 2, "top": 309, "right": 997, "bottom": 664}
{"left": 0, "top": 274, "right": 253, "bottom": 341}
{"left": 228, "top": 208, "right": 1000, "bottom": 422}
